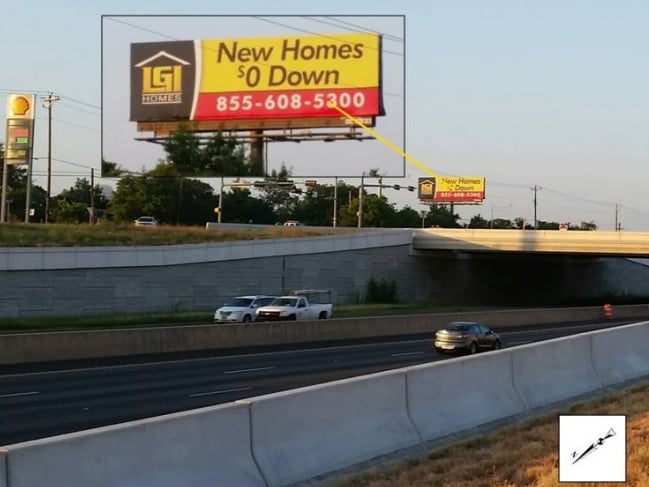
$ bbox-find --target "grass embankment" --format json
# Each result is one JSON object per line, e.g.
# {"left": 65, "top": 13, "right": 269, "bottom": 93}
{"left": 0, "top": 303, "right": 455, "bottom": 332}
{"left": 0, "top": 222, "right": 347, "bottom": 247}
{"left": 328, "top": 382, "right": 649, "bottom": 487}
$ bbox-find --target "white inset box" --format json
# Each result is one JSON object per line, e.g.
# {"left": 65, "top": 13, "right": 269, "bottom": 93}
{"left": 559, "top": 414, "right": 626, "bottom": 482}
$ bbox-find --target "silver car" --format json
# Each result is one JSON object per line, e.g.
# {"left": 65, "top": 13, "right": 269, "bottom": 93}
{"left": 434, "top": 321, "right": 502, "bottom": 354}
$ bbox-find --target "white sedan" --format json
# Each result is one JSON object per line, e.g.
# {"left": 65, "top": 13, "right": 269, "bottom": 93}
{"left": 214, "top": 295, "right": 277, "bottom": 323}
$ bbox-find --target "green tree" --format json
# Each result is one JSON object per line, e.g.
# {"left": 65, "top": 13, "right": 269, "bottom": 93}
{"left": 256, "top": 164, "right": 299, "bottom": 223}
{"left": 536, "top": 220, "right": 560, "bottom": 230}
{"left": 395, "top": 206, "right": 421, "bottom": 227}
{"left": 110, "top": 162, "right": 217, "bottom": 225}
{"left": 579, "top": 221, "right": 598, "bottom": 231}
{"left": 338, "top": 194, "right": 397, "bottom": 227}
{"left": 51, "top": 178, "right": 109, "bottom": 223}
{"left": 491, "top": 218, "right": 516, "bottom": 229}
{"left": 292, "top": 183, "right": 338, "bottom": 226}
{"left": 468, "top": 214, "right": 490, "bottom": 228}
{"left": 426, "top": 204, "right": 461, "bottom": 228}
{"left": 221, "top": 188, "right": 275, "bottom": 224}
{"left": 101, "top": 158, "right": 127, "bottom": 177}
{"left": 163, "top": 125, "right": 253, "bottom": 177}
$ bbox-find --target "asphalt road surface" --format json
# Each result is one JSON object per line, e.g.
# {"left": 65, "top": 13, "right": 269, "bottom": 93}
{"left": 0, "top": 319, "right": 635, "bottom": 445}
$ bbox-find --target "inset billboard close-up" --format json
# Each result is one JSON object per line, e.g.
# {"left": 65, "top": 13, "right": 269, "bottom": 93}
{"left": 418, "top": 176, "right": 486, "bottom": 203}
{"left": 130, "top": 33, "right": 383, "bottom": 125}
{"left": 102, "top": 15, "right": 405, "bottom": 179}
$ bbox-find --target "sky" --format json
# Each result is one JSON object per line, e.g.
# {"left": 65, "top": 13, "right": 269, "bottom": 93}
{"left": 1, "top": 0, "right": 648, "bottom": 230}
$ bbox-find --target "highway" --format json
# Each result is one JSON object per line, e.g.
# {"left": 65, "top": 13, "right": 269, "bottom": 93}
{"left": 0, "top": 319, "right": 634, "bottom": 445}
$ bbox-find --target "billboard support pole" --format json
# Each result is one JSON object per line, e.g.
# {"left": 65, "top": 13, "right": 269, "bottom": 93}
{"left": 250, "top": 130, "right": 264, "bottom": 175}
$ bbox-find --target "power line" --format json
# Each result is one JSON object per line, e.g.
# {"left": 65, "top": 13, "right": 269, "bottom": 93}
{"left": 106, "top": 17, "right": 179, "bottom": 41}
{"left": 36, "top": 117, "right": 100, "bottom": 132}
{"left": 252, "top": 16, "right": 403, "bottom": 56}
{"left": 305, "top": 16, "right": 404, "bottom": 43}
{"left": 58, "top": 95, "right": 100, "bottom": 111}
{"left": 58, "top": 101, "right": 101, "bottom": 117}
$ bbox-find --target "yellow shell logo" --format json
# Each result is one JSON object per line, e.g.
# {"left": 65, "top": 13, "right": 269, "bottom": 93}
{"left": 11, "top": 96, "right": 30, "bottom": 116}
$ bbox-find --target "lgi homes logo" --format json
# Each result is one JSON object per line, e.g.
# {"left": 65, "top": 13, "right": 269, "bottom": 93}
{"left": 135, "top": 51, "right": 189, "bottom": 105}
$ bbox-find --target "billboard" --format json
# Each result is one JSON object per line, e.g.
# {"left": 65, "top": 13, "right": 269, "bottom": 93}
{"left": 418, "top": 176, "right": 486, "bottom": 203}
{"left": 4, "top": 94, "right": 36, "bottom": 165}
{"left": 130, "top": 33, "right": 383, "bottom": 125}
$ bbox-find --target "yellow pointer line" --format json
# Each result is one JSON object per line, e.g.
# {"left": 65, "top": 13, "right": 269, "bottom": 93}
{"left": 326, "top": 100, "right": 439, "bottom": 178}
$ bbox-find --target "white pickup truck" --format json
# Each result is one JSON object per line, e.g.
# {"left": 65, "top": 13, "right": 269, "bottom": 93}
{"left": 255, "top": 290, "right": 333, "bottom": 321}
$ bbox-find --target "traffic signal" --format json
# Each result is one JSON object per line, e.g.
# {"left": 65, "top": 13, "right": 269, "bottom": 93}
{"left": 393, "top": 184, "right": 400, "bottom": 190}
{"left": 407, "top": 186, "right": 415, "bottom": 192}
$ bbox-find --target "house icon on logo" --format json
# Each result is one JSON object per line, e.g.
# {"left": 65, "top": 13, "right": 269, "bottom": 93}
{"left": 418, "top": 178, "right": 436, "bottom": 198}
{"left": 135, "top": 51, "right": 190, "bottom": 104}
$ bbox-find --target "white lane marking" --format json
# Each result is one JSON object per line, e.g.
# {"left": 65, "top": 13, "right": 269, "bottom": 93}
{"left": 0, "top": 321, "right": 636, "bottom": 379}
{"left": 189, "top": 386, "right": 253, "bottom": 398}
{"left": 501, "top": 322, "right": 623, "bottom": 335}
{"left": 390, "top": 351, "right": 425, "bottom": 357}
{"left": 0, "top": 391, "right": 40, "bottom": 398}
{"left": 223, "top": 366, "right": 275, "bottom": 375}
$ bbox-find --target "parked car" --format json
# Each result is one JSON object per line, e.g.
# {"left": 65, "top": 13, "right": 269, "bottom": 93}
{"left": 283, "top": 220, "right": 303, "bottom": 227}
{"left": 256, "top": 289, "right": 333, "bottom": 321}
{"left": 134, "top": 216, "right": 158, "bottom": 226}
{"left": 214, "top": 295, "right": 277, "bottom": 323}
{"left": 434, "top": 321, "right": 502, "bottom": 354}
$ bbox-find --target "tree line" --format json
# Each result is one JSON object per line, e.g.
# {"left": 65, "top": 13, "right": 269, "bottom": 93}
{"left": 1, "top": 133, "right": 597, "bottom": 230}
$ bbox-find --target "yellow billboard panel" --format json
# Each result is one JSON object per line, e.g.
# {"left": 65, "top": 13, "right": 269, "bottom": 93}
{"left": 418, "top": 176, "right": 486, "bottom": 203}
{"left": 436, "top": 176, "right": 485, "bottom": 193}
{"left": 200, "top": 33, "right": 380, "bottom": 93}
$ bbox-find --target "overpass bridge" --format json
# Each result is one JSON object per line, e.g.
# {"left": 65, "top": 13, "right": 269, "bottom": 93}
{"left": 412, "top": 228, "right": 649, "bottom": 257}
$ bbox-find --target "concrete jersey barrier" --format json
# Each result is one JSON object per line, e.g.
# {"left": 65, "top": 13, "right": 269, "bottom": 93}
{"left": 5, "top": 321, "right": 649, "bottom": 486}
{"left": 511, "top": 334, "right": 603, "bottom": 410}
{"left": 3, "top": 403, "right": 265, "bottom": 487}
{"left": 239, "top": 369, "right": 420, "bottom": 487}
{"left": 0, "top": 449, "right": 6, "bottom": 487}
{"left": 590, "top": 321, "right": 649, "bottom": 385}
{"left": 3, "top": 304, "right": 649, "bottom": 365}
{"left": 406, "top": 350, "right": 525, "bottom": 440}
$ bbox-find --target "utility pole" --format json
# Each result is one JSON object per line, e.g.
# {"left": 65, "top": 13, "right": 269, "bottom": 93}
{"left": 89, "top": 168, "right": 95, "bottom": 224}
{"left": 42, "top": 93, "right": 60, "bottom": 224}
{"left": 531, "top": 185, "right": 542, "bottom": 229}
{"left": 357, "top": 174, "right": 364, "bottom": 228}
{"left": 218, "top": 176, "right": 224, "bottom": 224}
{"left": 332, "top": 176, "right": 338, "bottom": 228}
{"left": 615, "top": 204, "right": 620, "bottom": 231}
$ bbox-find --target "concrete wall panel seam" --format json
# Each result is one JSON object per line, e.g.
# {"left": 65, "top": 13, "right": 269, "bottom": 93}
{"left": 0, "top": 449, "right": 7, "bottom": 487}
{"left": 588, "top": 334, "right": 605, "bottom": 391}
{"left": 509, "top": 349, "right": 529, "bottom": 412}
{"left": 245, "top": 400, "right": 270, "bottom": 487}
{"left": 404, "top": 370, "right": 424, "bottom": 444}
